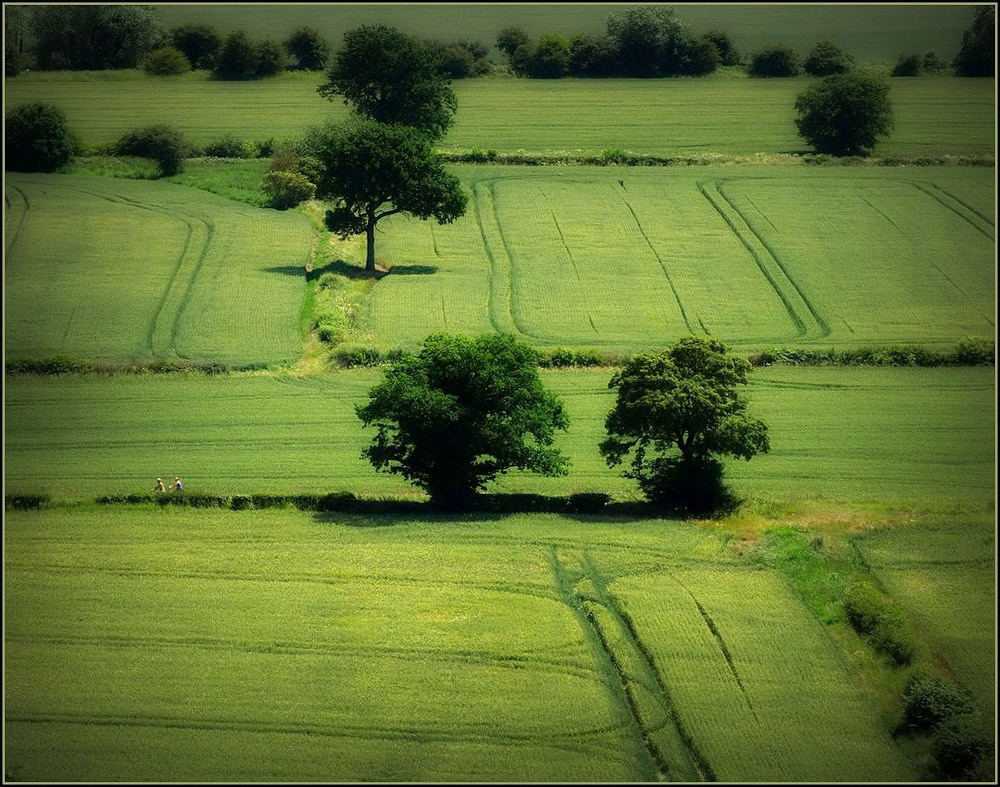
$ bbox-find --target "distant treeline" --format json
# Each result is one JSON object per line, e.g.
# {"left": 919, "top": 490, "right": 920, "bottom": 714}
{"left": 6, "top": 4, "right": 993, "bottom": 79}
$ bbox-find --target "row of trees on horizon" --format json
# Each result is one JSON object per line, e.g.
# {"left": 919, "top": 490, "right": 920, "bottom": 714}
{"left": 4, "top": 4, "right": 995, "bottom": 79}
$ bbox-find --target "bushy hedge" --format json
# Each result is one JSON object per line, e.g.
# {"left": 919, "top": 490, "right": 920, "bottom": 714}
{"left": 5, "top": 494, "right": 51, "bottom": 511}
{"left": 902, "top": 675, "right": 974, "bottom": 732}
{"left": 930, "top": 716, "right": 994, "bottom": 780}
{"left": 843, "top": 580, "right": 916, "bottom": 665}
{"left": 752, "top": 339, "right": 995, "bottom": 368}
{"left": 5, "top": 357, "right": 231, "bottom": 376}
{"left": 114, "top": 124, "right": 189, "bottom": 176}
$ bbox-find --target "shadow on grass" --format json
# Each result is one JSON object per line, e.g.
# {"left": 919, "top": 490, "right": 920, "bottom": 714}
{"left": 307, "top": 259, "right": 439, "bottom": 282}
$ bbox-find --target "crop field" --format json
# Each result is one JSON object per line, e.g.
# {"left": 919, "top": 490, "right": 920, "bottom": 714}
{"left": 371, "top": 165, "right": 995, "bottom": 353}
{"left": 4, "top": 366, "right": 994, "bottom": 506}
{"left": 5, "top": 72, "right": 995, "bottom": 157}
{"left": 5, "top": 507, "right": 928, "bottom": 783}
{"left": 4, "top": 173, "right": 312, "bottom": 366}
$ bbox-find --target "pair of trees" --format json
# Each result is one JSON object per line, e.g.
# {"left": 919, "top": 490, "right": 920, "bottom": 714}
{"left": 358, "top": 333, "right": 769, "bottom": 514}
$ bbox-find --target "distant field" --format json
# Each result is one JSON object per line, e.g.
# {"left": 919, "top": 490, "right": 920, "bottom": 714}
{"left": 154, "top": 3, "right": 976, "bottom": 64}
{"left": 4, "top": 367, "right": 994, "bottom": 506}
{"left": 4, "top": 173, "right": 312, "bottom": 366}
{"left": 3, "top": 72, "right": 995, "bottom": 157}
{"left": 4, "top": 508, "right": 920, "bottom": 783}
{"left": 371, "top": 165, "right": 995, "bottom": 353}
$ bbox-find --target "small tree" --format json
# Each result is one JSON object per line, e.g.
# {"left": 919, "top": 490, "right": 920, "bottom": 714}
{"left": 684, "top": 37, "right": 721, "bottom": 76}
{"left": 318, "top": 24, "right": 457, "bottom": 140}
{"left": 171, "top": 23, "right": 222, "bottom": 69}
{"left": 254, "top": 37, "right": 286, "bottom": 77}
{"left": 304, "top": 119, "right": 467, "bottom": 272}
{"left": 794, "top": 72, "right": 893, "bottom": 156}
{"left": 600, "top": 336, "right": 769, "bottom": 514}
{"left": 748, "top": 42, "right": 802, "bottom": 77}
{"left": 357, "top": 333, "right": 569, "bottom": 508}
{"left": 569, "top": 33, "right": 620, "bottom": 77}
{"left": 702, "top": 29, "right": 741, "bottom": 66}
{"left": 4, "top": 102, "right": 78, "bottom": 172}
{"left": 115, "top": 124, "right": 188, "bottom": 177}
{"left": 804, "top": 40, "right": 854, "bottom": 76}
{"left": 213, "top": 29, "right": 257, "bottom": 80}
{"left": 607, "top": 4, "right": 693, "bottom": 77}
{"left": 284, "top": 26, "right": 330, "bottom": 71}
{"left": 891, "top": 53, "right": 922, "bottom": 77}
{"left": 529, "top": 33, "right": 571, "bottom": 78}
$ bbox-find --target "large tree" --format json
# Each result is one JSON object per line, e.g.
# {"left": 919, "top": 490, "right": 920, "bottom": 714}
{"left": 794, "top": 72, "right": 893, "bottom": 156}
{"left": 30, "top": 4, "right": 164, "bottom": 70}
{"left": 304, "top": 119, "right": 467, "bottom": 272}
{"left": 357, "top": 333, "right": 570, "bottom": 508}
{"left": 600, "top": 336, "right": 769, "bottom": 514}
{"left": 952, "top": 5, "right": 995, "bottom": 77}
{"left": 318, "top": 24, "right": 457, "bottom": 139}
{"left": 606, "top": 4, "right": 693, "bottom": 77}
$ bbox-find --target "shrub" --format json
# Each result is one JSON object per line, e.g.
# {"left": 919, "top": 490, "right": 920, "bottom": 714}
{"left": 931, "top": 716, "right": 994, "bottom": 779}
{"left": 284, "top": 26, "right": 330, "bottom": 71}
{"left": 892, "top": 53, "right": 922, "bottom": 77}
{"left": 702, "top": 30, "right": 741, "bottom": 66}
{"left": 953, "top": 336, "right": 995, "bottom": 366}
{"left": 202, "top": 134, "right": 257, "bottom": 158}
{"left": 5, "top": 102, "right": 78, "bottom": 173}
{"left": 255, "top": 38, "right": 286, "bottom": 77}
{"left": 214, "top": 30, "right": 258, "bottom": 80}
{"left": 114, "top": 124, "right": 189, "bottom": 176}
{"left": 748, "top": 43, "right": 802, "bottom": 77}
{"left": 171, "top": 23, "right": 222, "bottom": 69}
{"left": 144, "top": 46, "right": 191, "bottom": 76}
{"left": 5, "top": 494, "right": 50, "bottom": 511}
{"left": 902, "top": 675, "right": 974, "bottom": 732}
{"left": 843, "top": 580, "right": 916, "bottom": 665}
{"left": 804, "top": 41, "right": 854, "bottom": 76}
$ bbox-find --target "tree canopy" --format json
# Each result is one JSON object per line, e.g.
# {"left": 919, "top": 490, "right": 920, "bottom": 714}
{"left": 318, "top": 24, "right": 458, "bottom": 139}
{"left": 952, "top": 5, "right": 995, "bottom": 77}
{"left": 794, "top": 72, "right": 894, "bottom": 156}
{"left": 30, "top": 4, "right": 164, "bottom": 70}
{"left": 606, "top": 4, "right": 694, "bottom": 77}
{"left": 4, "top": 102, "right": 78, "bottom": 173}
{"left": 303, "top": 119, "right": 467, "bottom": 272}
{"left": 600, "top": 336, "right": 769, "bottom": 514}
{"left": 356, "top": 333, "right": 570, "bottom": 508}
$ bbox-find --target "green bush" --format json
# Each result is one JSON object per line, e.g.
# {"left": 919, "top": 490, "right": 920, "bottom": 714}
{"left": 804, "top": 40, "right": 854, "bottom": 76}
{"left": 203, "top": 134, "right": 258, "bottom": 158}
{"left": 5, "top": 494, "right": 51, "bottom": 511}
{"left": 115, "top": 124, "right": 189, "bottom": 176}
{"left": 843, "top": 580, "right": 916, "bottom": 665}
{"left": 144, "top": 46, "right": 191, "bottom": 76}
{"left": 902, "top": 675, "right": 974, "bottom": 732}
{"left": 748, "top": 43, "right": 802, "bottom": 77}
{"left": 892, "top": 53, "right": 923, "bottom": 77}
{"left": 4, "top": 102, "right": 79, "bottom": 173}
{"left": 931, "top": 716, "right": 994, "bottom": 780}
{"left": 953, "top": 336, "right": 995, "bottom": 366}
{"left": 261, "top": 170, "right": 316, "bottom": 210}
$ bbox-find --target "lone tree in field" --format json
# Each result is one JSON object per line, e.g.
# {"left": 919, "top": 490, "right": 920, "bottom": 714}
{"left": 318, "top": 24, "right": 457, "bottom": 139}
{"left": 304, "top": 119, "right": 466, "bottom": 272}
{"left": 5, "top": 102, "right": 78, "bottom": 172}
{"left": 357, "top": 333, "right": 570, "bottom": 509}
{"left": 600, "top": 336, "right": 769, "bottom": 515}
{"left": 794, "top": 72, "right": 893, "bottom": 156}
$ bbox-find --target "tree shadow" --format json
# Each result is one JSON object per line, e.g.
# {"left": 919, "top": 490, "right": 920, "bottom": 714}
{"left": 308, "top": 260, "right": 439, "bottom": 282}
{"left": 262, "top": 265, "right": 309, "bottom": 277}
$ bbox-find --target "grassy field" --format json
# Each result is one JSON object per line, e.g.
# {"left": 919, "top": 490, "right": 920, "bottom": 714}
{"left": 370, "top": 165, "right": 994, "bottom": 353}
{"left": 4, "top": 172, "right": 312, "bottom": 366}
{"left": 152, "top": 3, "right": 977, "bottom": 64}
{"left": 4, "top": 366, "right": 995, "bottom": 507}
{"left": 5, "top": 506, "right": 942, "bottom": 783}
{"left": 4, "top": 71, "right": 995, "bottom": 157}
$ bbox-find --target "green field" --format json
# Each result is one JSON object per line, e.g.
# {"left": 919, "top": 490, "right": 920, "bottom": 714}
{"left": 5, "top": 71, "right": 995, "bottom": 157}
{"left": 4, "top": 173, "right": 312, "bottom": 365}
{"left": 4, "top": 367, "right": 994, "bottom": 506}
{"left": 6, "top": 507, "right": 942, "bottom": 783}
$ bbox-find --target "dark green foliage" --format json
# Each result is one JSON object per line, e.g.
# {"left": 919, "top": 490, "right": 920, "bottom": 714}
{"left": 5, "top": 5, "right": 30, "bottom": 75}
{"left": 5, "top": 355, "right": 92, "bottom": 375}
{"left": 356, "top": 333, "right": 570, "bottom": 509}
{"left": 114, "top": 124, "right": 188, "bottom": 176}
{"left": 171, "top": 23, "right": 222, "bottom": 69}
{"left": 528, "top": 33, "right": 572, "bottom": 78}
{"left": 5, "top": 494, "right": 50, "bottom": 511}
{"left": 567, "top": 492, "right": 611, "bottom": 514}
{"left": 753, "top": 341, "right": 995, "bottom": 368}
{"left": 606, "top": 4, "right": 693, "bottom": 77}
{"left": 4, "top": 102, "right": 78, "bottom": 173}
{"left": 284, "top": 26, "right": 330, "bottom": 71}
{"left": 569, "top": 33, "right": 620, "bottom": 77}
{"left": 953, "top": 5, "right": 994, "bottom": 77}
{"left": 804, "top": 40, "right": 854, "bottom": 76}
{"left": 304, "top": 119, "right": 467, "bottom": 271}
{"left": 318, "top": 25, "right": 457, "bottom": 140}
{"left": 953, "top": 336, "right": 995, "bottom": 366}
{"left": 921, "top": 51, "right": 949, "bottom": 74}
{"left": 426, "top": 39, "right": 492, "bottom": 79}
{"left": 496, "top": 26, "right": 531, "bottom": 59}
{"left": 843, "top": 580, "right": 916, "bottom": 665}
{"left": 748, "top": 43, "right": 802, "bottom": 77}
{"left": 684, "top": 37, "right": 721, "bottom": 76}
{"left": 701, "top": 30, "right": 741, "bottom": 66}
{"left": 892, "top": 53, "right": 923, "bottom": 77}
{"left": 261, "top": 170, "right": 316, "bottom": 210}
{"left": 794, "top": 72, "right": 893, "bottom": 156}
{"left": 30, "top": 4, "right": 165, "bottom": 70}
{"left": 254, "top": 38, "right": 286, "bottom": 77}
{"left": 930, "top": 716, "right": 994, "bottom": 780}
{"left": 213, "top": 30, "right": 258, "bottom": 80}
{"left": 202, "top": 134, "right": 256, "bottom": 158}
{"left": 902, "top": 675, "right": 974, "bottom": 732}
{"left": 143, "top": 46, "right": 191, "bottom": 76}
{"left": 601, "top": 336, "right": 769, "bottom": 515}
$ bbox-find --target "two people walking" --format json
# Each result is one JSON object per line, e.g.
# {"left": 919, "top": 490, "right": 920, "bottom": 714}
{"left": 153, "top": 476, "right": 183, "bottom": 492}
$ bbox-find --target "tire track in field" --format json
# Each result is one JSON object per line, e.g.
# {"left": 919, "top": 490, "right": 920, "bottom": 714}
{"left": 4, "top": 182, "right": 30, "bottom": 255}
{"left": 551, "top": 547, "right": 711, "bottom": 782}
{"left": 5, "top": 710, "right": 621, "bottom": 756}
{"left": 617, "top": 194, "right": 699, "bottom": 336}
{"left": 912, "top": 181, "right": 995, "bottom": 241}
{"left": 699, "top": 180, "right": 829, "bottom": 340}
{"left": 471, "top": 180, "right": 517, "bottom": 335}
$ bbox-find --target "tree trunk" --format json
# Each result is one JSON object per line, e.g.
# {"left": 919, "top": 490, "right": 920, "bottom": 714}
{"left": 365, "top": 213, "right": 377, "bottom": 272}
